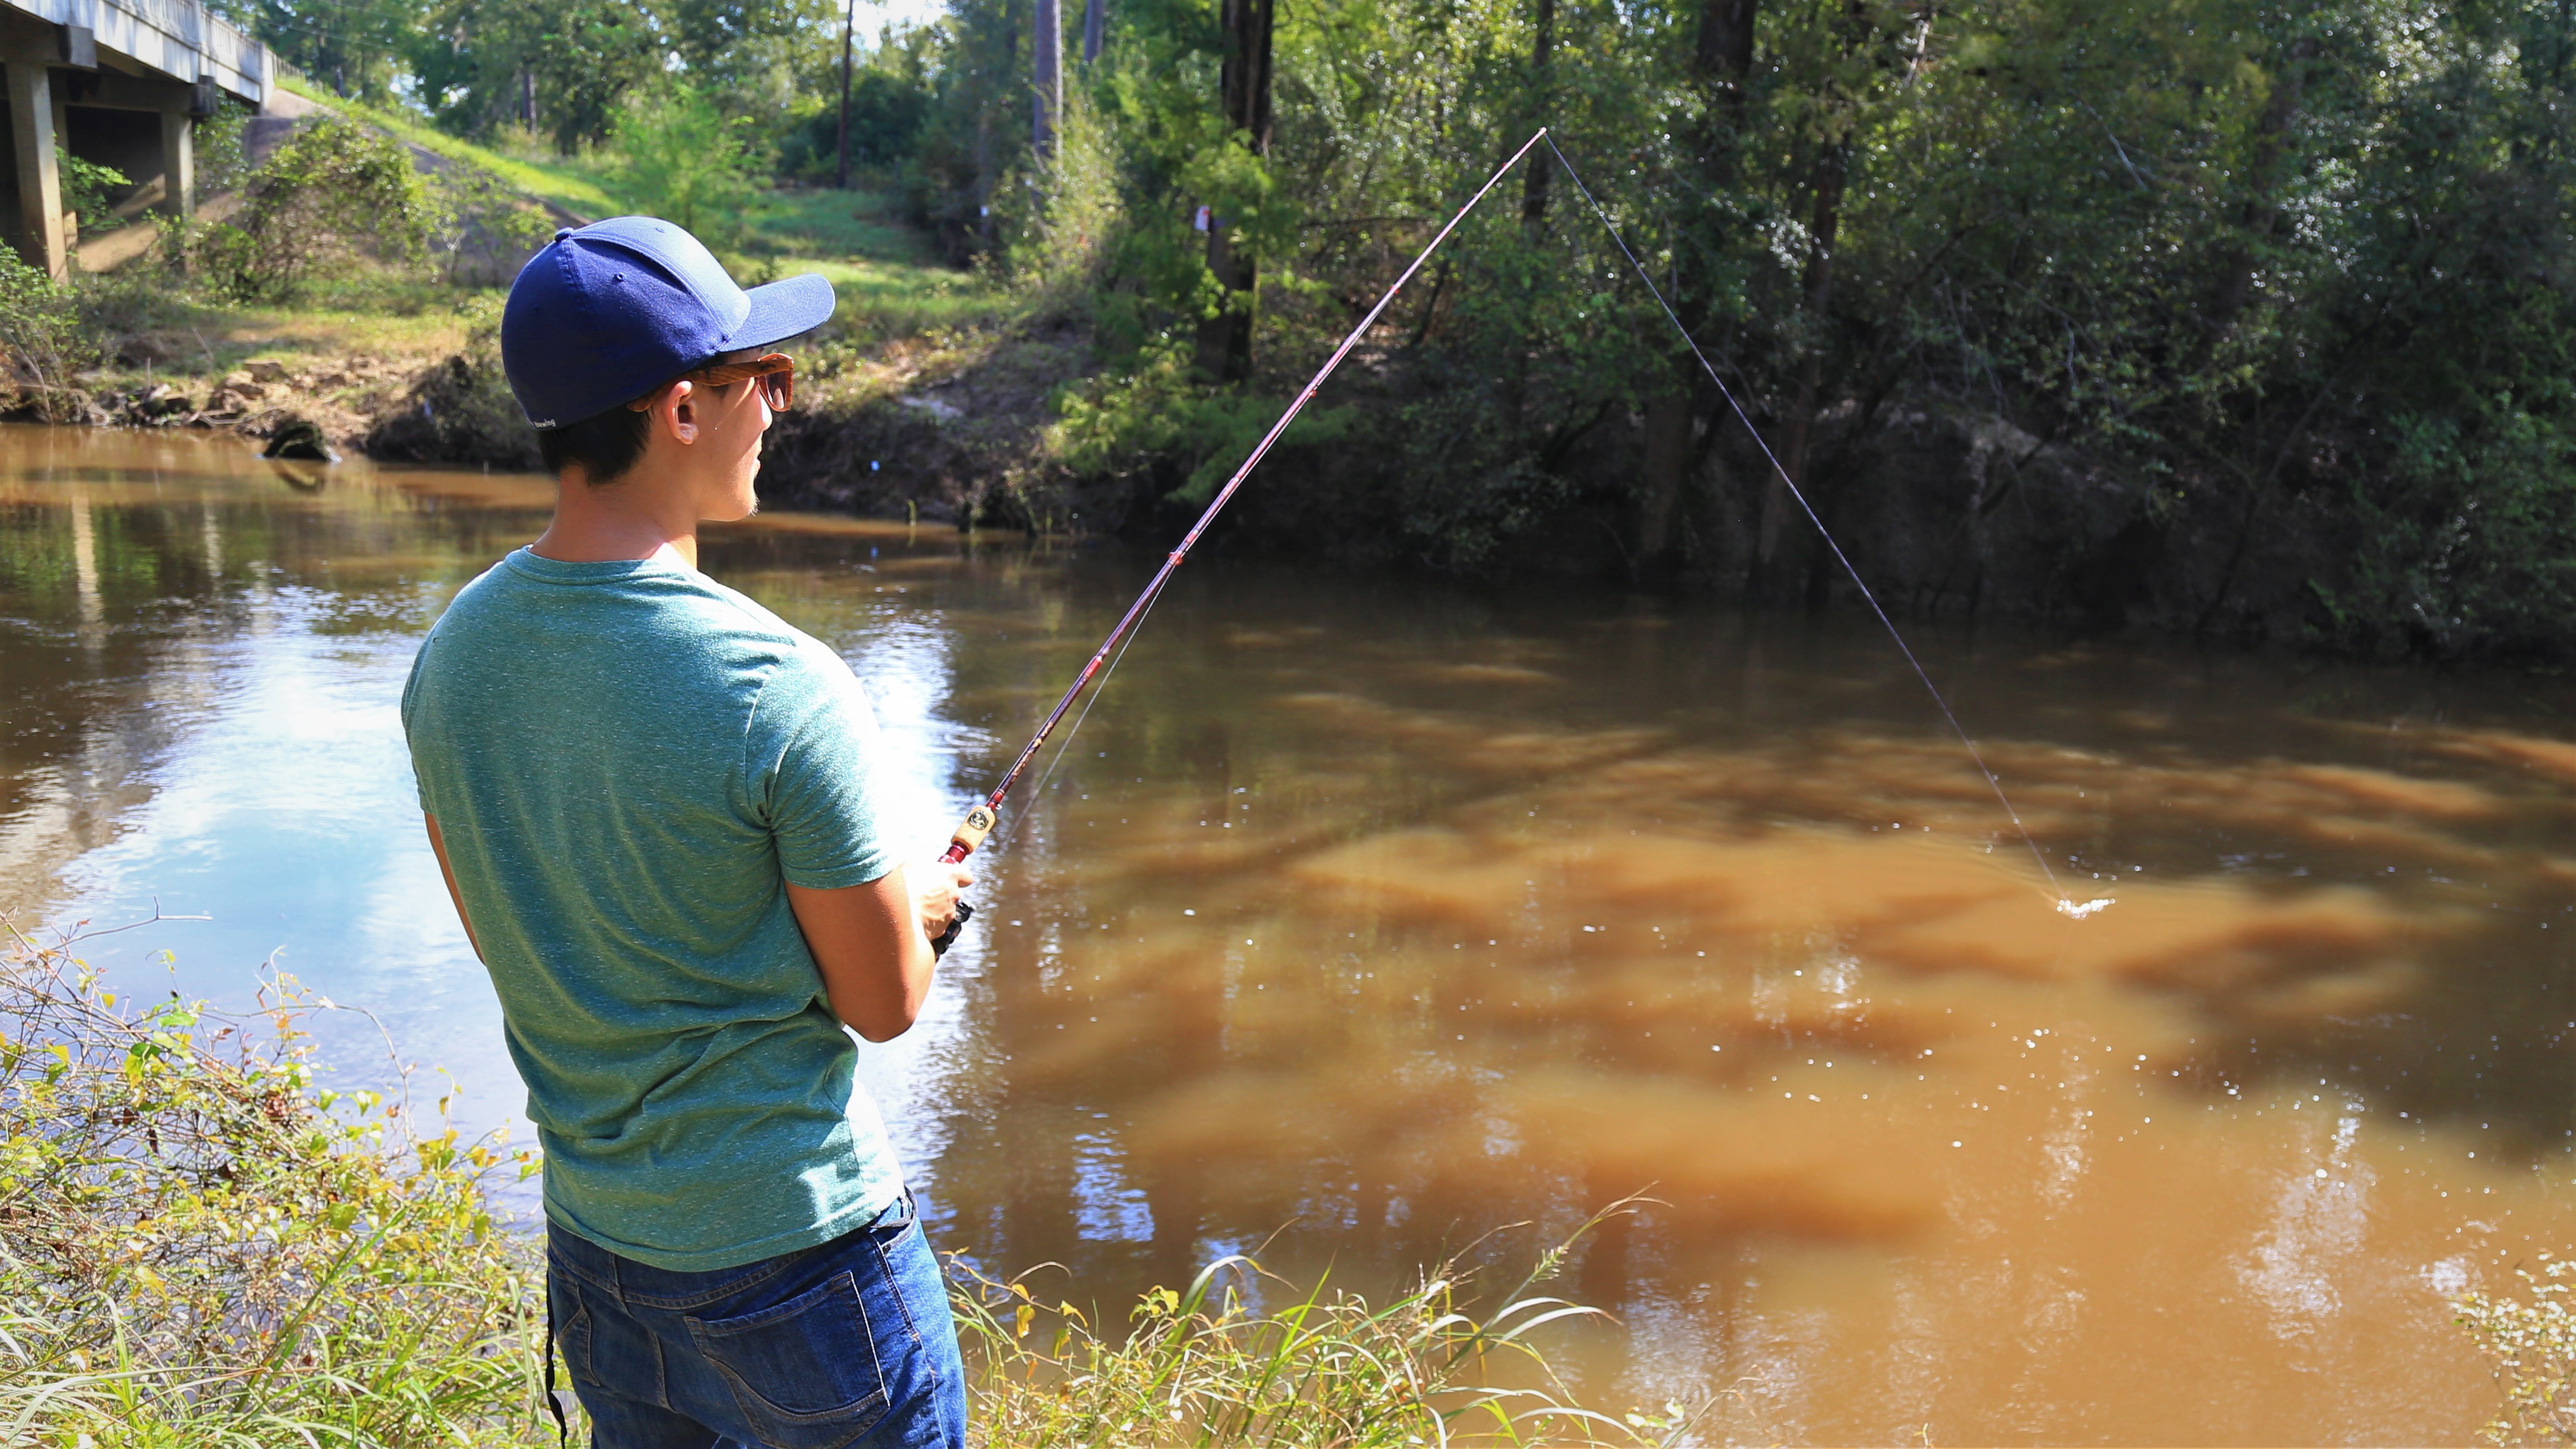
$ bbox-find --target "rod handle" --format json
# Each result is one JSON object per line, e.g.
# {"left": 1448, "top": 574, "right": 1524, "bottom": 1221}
{"left": 944, "top": 803, "right": 998, "bottom": 863}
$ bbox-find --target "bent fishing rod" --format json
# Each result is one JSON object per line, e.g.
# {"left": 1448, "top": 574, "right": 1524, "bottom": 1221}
{"left": 925, "top": 126, "right": 2059, "bottom": 954}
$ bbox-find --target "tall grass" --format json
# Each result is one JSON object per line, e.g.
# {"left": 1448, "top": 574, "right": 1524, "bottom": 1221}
{"left": 0, "top": 914, "right": 556, "bottom": 1445}
{"left": 953, "top": 1206, "right": 1699, "bottom": 1447}
{"left": 0, "top": 915, "right": 1672, "bottom": 1445}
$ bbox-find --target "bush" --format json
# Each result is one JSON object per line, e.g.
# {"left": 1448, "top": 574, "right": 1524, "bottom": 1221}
{"left": 363, "top": 298, "right": 542, "bottom": 468}
{"left": 611, "top": 85, "right": 759, "bottom": 245}
{"left": 55, "top": 145, "right": 129, "bottom": 236}
{"left": 196, "top": 116, "right": 442, "bottom": 301}
{"left": 0, "top": 248, "right": 99, "bottom": 421}
{"left": 0, "top": 916, "right": 555, "bottom": 1443}
{"left": 2460, "top": 1258, "right": 2576, "bottom": 1444}
{"left": 192, "top": 101, "right": 251, "bottom": 203}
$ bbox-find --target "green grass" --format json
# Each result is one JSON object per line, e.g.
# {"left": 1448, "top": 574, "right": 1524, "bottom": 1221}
{"left": 0, "top": 921, "right": 1675, "bottom": 1447}
{"left": 0, "top": 917, "right": 558, "bottom": 1445}
{"left": 270, "top": 77, "right": 1007, "bottom": 340}
{"left": 277, "top": 73, "right": 620, "bottom": 220}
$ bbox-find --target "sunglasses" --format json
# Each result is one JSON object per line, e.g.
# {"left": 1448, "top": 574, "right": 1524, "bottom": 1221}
{"left": 635, "top": 352, "right": 796, "bottom": 413}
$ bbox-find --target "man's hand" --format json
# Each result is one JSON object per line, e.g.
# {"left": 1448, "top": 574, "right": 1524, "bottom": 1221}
{"left": 913, "top": 863, "right": 974, "bottom": 938}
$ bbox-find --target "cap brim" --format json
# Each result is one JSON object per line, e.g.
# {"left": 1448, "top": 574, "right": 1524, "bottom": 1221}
{"left": 732, "top": 272, "right": 837, "bottom": 350}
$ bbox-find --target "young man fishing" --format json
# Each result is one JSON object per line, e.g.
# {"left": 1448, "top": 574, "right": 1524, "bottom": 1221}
{"left": 402, "top": 217, "right": 973, "bottom": 1449}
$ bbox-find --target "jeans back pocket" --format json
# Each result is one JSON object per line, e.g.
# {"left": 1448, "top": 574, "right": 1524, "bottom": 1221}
{"left": 686, "top": 1268, "right": 888, "bottom": 1449}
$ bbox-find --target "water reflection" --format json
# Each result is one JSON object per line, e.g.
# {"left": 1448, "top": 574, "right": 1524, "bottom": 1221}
{"left": 2, "top": 426, "right": 2573, "bottom": 1440}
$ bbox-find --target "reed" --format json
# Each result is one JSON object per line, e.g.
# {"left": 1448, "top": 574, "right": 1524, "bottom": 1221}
{"left": 0, "top": 917, "right": 1674, "bottom": 1447}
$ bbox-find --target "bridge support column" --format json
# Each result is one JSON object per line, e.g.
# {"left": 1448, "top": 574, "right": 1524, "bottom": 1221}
{"left": 6, "top": 58, "right": 63, "bottom": 279}
{"left": 157, "top": 109, "right": 191, "bottom": 219}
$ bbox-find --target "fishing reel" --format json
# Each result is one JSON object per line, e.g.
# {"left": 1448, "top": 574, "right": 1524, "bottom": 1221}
{"left": 927, "top": 804, "right": 998, "bottom": 957}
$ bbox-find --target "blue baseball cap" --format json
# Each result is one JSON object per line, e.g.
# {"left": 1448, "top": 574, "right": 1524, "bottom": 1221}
{"left": 499, "top": 216, "right": 836, "bottom": 429}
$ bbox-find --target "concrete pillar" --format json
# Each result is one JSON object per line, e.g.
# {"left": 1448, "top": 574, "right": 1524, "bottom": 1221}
{"left": 157, "top": 110, "right": 190, "bottom": 219}
{"left": 7, "top": 59, "right": 64, "bottom": 279}
{"left": 47, "top": 75, "right": 71, "bottom": 266}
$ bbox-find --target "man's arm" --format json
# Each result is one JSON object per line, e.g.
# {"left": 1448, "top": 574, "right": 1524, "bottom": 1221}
{"left": 422, "top": 814, "right": 484, "bottom": 962}
{"left": 787, "top": 863, "right": 970, "bottom": 1043}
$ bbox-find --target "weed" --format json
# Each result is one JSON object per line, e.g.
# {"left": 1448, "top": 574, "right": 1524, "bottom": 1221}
{"left": 0, "top": 914, "right": 559, "bottom": 1444}
{"left": 2460, "top": 1258, "right": 2576, "bottom": 1444}
{"left": 953, "top": 1204, "right": 1701, "bottom": 1447}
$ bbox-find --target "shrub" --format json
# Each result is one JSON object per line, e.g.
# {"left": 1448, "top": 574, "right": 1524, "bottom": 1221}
{"left": 197, "top": 116, "right": 442, "bottom": 301}
{"left": 611, "top": 85, "right": 759, "bottom": 245}
{"left": 0, "top": 248, "right": 98, "bottom": 421}
{"left": 55, "top": 146, "right": 129, "bottom": 236}
{"left": 192, "top": 100, "right": 251, "bottom": 202}
{"left": 0, "top": 916, "right": 557, "bottom": 1443}
{"left": 363, "top": 298, "right": 542, "bottom": 468}
{"left": 2460, "top": 1259, "right": 2576, "bottom": 1444}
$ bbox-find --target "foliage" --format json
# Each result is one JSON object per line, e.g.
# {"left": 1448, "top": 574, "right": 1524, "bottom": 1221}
{"left": 2459, "top": 1258, "right": 2576, "bottom": 1444}
{"left": 233, "top": 0, "right": 422, "bottom": 102}
{"left": 611, "top": 85, "right": 762, "bottom": 244}
{"left": 0, "top": 249, "right": 100, "bottom": 422}
{"left": 53, "top": 147, "right": 130, "bottom": 236}
{"left": 954, "top": 1207, "right": 1698, "bottom": 1447}
{"left": 192, "top": 101, "right": 253, "bottom": 203}
{"left": 0, "top": 915, "right": 560, "bottom": 1444}
{"left": 0, "top": 911, "right": 1676, "bottom": 1447}
{"left": 198, "top": 116, "right": 442, "bottom": 302}
{"left": 364, "top": 297, "right": 543, "bottom": 468}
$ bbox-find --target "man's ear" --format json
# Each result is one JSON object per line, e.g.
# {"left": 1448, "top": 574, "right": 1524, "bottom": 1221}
{"left": 648, "top": 380, "right": 700, "bottom": 447}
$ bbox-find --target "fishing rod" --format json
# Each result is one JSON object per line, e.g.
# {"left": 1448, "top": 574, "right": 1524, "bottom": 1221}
{"left": 925, "top": 125, "right": 2061, "bottom": 953}
{"left": 924, "top": 128, "right": 1554, "bottom": 951}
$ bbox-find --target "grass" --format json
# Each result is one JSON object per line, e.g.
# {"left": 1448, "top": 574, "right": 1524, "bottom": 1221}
{"left": 955, "top": 1218, "right": 1698, "bottom": 1447}
{"left": 0, "top": 915, "right": 1674, "bottom": 1447}
{"left": 269, "top": 77, "right": 1008, "bottom": 345}
{"left": 0, "top": 912, "right": 555, "bottom": 1445}
{"left": 276, "top": 73, "right": 620, "bottom": 221}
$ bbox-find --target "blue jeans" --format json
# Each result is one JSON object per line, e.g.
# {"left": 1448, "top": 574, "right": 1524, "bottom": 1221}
{"left": 545, "top": 1192, "right": 967, "bottom": 1449}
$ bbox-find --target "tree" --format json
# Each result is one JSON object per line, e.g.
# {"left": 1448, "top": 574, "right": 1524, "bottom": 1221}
{"left": 1193, "top": 0, "right": 1273, "bottom": 382}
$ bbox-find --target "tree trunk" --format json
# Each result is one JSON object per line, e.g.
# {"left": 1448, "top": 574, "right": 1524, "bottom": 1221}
{"left": 1033, "top": 0, "right": 1062, "bottom": 160}
{"left": 1637, "top": 385, "right": 1693, "bottom": 583}
{"left": 1503, "top": 0, "right": 1554, "bottom": 435}
{"left": 835, "top": 0, "right": 855, "bottom": 187}
{"left": 2209, "top": 36, "right": 2318, "bottom": 332}
{"left": 1193, "top": 0, "right": 1274, "bottom": 383}
{"left": 1521, "top": 0, "right": 1554, "bottom": 227}
{"left": 1082, "top": 0, "right": 1105, "bottom": 64}
{"left": 1754, "top": 143, "right": 1845, "bottom": 601}
{"left": 1681, "top": 0, "right": 1756, "bottom": 584}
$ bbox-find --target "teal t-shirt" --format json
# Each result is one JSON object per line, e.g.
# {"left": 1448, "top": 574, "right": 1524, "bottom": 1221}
{"left": 401, "top": 547, "right": 907, "bottom": 1271}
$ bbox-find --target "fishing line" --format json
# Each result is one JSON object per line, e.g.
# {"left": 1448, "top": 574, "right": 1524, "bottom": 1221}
{"left": 990, "top": 580, "right": 1168, "bottom": 856}
{"left": 927, "top": 125, "right": 2066, "bottom": 953}
{"left": 1540, "top": 136, "right": 2062, "bottom": 901}
{"left": 926, "top": 129, "right": 1559, "bottom": 953}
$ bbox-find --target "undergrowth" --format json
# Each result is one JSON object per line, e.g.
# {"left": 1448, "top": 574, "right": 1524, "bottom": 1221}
{"left": 0, "top": 914, "right": 553, "bottom": 1444}
{"left": 954, "top": 1211, "right": 1696, "bottom": 1447}
{"left": 2460, "top": 1258, "right": 2576, "bottom": 1445}
{"left": 0, "top": 916, "right": 1671, "bottom": 1446}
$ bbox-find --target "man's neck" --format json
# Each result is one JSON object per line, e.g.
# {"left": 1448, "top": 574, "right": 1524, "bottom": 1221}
{"left": 529, "top": 467, "right": 700, "bottom": 568}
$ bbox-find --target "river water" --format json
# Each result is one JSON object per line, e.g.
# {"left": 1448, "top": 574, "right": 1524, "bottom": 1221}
{"left": 5, "top": 427, "right": 2574, "bottom": 1442}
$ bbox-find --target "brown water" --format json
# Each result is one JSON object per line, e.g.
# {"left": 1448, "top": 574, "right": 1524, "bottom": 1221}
{"left": 5, "top": 427, "right": 2574, "bottom": 1443}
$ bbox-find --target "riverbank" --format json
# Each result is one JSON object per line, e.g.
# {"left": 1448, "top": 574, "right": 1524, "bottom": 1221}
{"left": 7, "top": 75, "right": 2567, "bottom": 667}
{"left": 0, "top": 922, "right": 1659, "bottom": 1446}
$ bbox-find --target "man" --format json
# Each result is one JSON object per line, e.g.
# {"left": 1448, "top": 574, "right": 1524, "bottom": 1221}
{"left": 402, "top": 217, "right": 973, "bottom": 1449}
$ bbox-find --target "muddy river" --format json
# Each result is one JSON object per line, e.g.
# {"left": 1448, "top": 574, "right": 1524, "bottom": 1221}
{"left": 5, "top": 427, "right": 2574, "bottom": 1442}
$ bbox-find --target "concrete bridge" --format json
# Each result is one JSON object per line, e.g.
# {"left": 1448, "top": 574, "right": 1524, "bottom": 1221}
{"left": 0, "top": 0, "right": 269, "bottom": 277}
